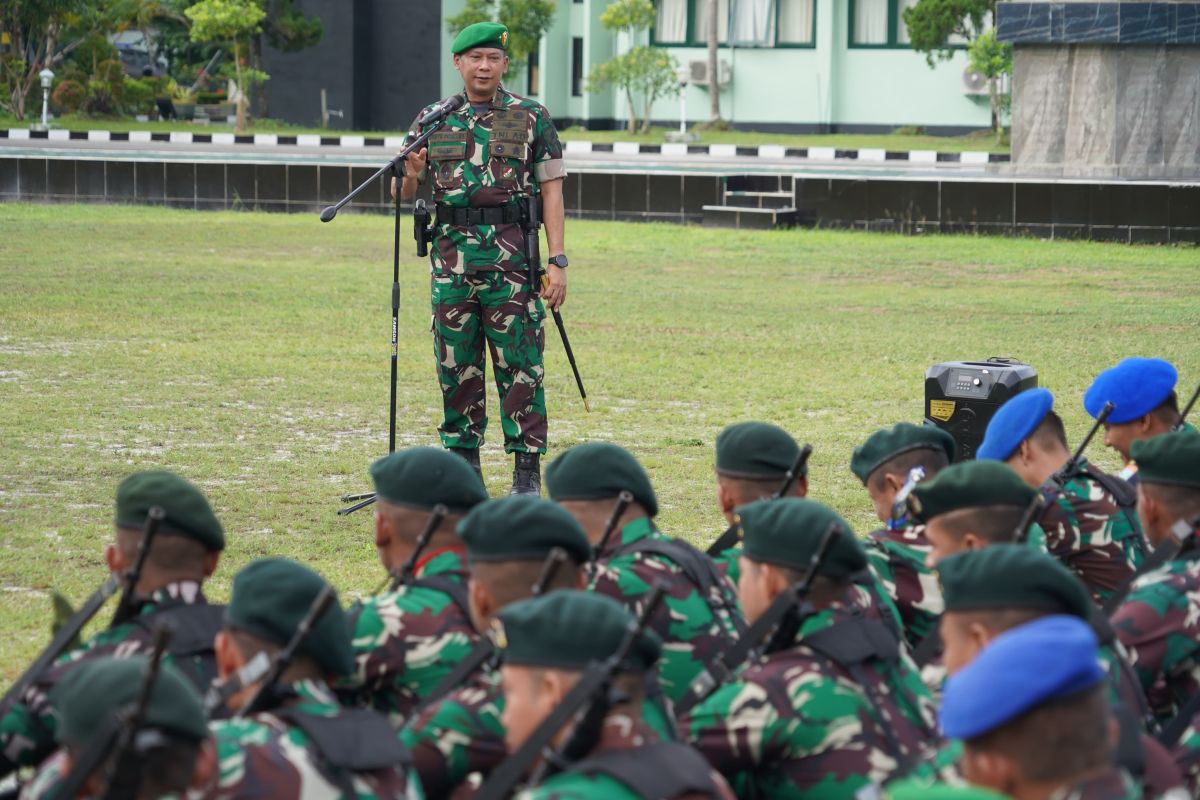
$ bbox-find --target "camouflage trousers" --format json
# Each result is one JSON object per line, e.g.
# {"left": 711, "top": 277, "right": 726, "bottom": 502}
{"left": 431, "top": 269, "right": 547, "bottom": 453}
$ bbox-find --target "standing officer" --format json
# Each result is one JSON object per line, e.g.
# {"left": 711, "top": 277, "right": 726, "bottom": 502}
{"left": 393, "top": 21, "right": 567, "bottom": 496}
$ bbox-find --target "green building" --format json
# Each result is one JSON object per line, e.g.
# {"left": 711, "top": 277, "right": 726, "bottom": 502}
{"left": 438, "top": 0, "right": 993, "bottom": 134}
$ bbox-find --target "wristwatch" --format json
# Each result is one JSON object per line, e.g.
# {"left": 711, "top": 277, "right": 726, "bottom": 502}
{"left": 548, "top": 255, "right": 569, "bottom": 269}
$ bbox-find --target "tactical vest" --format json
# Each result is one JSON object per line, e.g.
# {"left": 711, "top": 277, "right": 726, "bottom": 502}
{"left": 611, "top": 537, "right": 746, "bottom": 635}
{"left": 566, "top": 741, "right": 721, "bottom": 799}
{"left": 408, "top": 574, "right": 471, "bottom": 621}
{"left": 131, "top": 603, "right": 225, "bottom": 695}
{"left": 1074, "top": 464, "right": 1147, "bottom": 560}
{"left": 277, "top": 707, "right": 414, "bottom": 798}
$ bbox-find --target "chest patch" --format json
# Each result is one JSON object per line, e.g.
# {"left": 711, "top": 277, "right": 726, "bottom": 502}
{"left": 429, "top": 130, "right": 469, "bottom": 161}
{"left": 489, "top": 107, "right": 529, "bottom": 158}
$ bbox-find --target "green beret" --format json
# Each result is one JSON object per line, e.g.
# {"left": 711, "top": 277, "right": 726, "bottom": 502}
{"left": 115, "top": 470, "right": 225, "bottom": 551}
{"left": 452, "top": 21, "right": 509, "bottom": 55}
{"left": 737, "top": 498, "right": 866, "bottom": 578}
{"left": 545, "top": 442, "right": 658, "bottom": 517}
{"left": 495, "top": 591, "right": 660, "bottom": 672}
{"left": 1131, "top": 430, "right": 1200, "bottom": 488}
{"left": 850, "top": 423, "right": 956, "bottom": 484}
{"left": 715, "top": 422, "right": 802, "bottom": 479}
{"left": 908, "top": 461, "right": 1036, "bottom": 522}
{"left": 938, "top": 545, "right": 1092, "bottom": 619}
{"left": 459, "top": 495, "right": 591, "bottom": 565}
{"left": 370, "top": 447, "right": 488, "bottom": 512}
{"left": 885, "top": 781, "right": 1009, "bottom": 800}
{"left": 53, "top": 656, "right": 207, "bottom": 746}
{"left": 226, "top": 558, "right": 354, "bottom": 679}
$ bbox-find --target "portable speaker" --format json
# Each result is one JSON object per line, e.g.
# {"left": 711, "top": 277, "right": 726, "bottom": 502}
{"left": 925, "top": 358, "right": 1039, "bottom": 461}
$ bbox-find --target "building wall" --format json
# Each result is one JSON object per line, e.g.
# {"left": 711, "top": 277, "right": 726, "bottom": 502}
{"left": 440, "top": 0, "right": 991, "bottom": 133}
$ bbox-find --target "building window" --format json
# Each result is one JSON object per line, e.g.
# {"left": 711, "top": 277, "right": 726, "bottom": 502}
{"left": 571, "top": 37, "right": 584, "bottom": 97}
{"left": 527, "top": 50, "right": 539, "bottom": 96}
{"left": 653, "top": 0, "right": 814, "bottom": 48}
{"left": 849, "top": 0, "right": 971, "bottom": 48}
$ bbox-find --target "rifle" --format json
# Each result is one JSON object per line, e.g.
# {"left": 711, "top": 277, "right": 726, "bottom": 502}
{"left": 888, "top": 466, "right": 925, "bottom": 529}
{"left": 1176, "top": 381, "right": 1200, "bottom": 430}
{"left": 414, "top": 547, "right": 573, "bottom": 720}
{"left": 369, "top": 504, "right": 449, "bottom": 595}
{"left": 235, "top": 585, "right": 338, "bottom": 718}
{"left": 110, "top": 506, "right": 165, "bottom": 628}
{"left": 589, "top": 491, "right": 633, "bottom": 579}
{"left": 522, "top": 193, "right": 590, "bottom": 412}
{"left": 706, "top": 444, "right": 813, "bottom": 557}
{"left": 52, "top": 627, "right": 172, "bottom": 800}
{"left": 476, "top": 583, "right": 668, "bottom": 800}
{"left": 1014, "top": 402, "right": 1113, "bottom": 544}
{"left": 676, "top": 522, "right": 840, "bottom": 716}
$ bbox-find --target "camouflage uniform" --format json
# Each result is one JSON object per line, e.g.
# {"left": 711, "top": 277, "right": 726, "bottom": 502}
{"left": 210, "top": 679, "right": 422, "bottom": 799}
{"left": 1111, "top": 530, "right": 1200, "bottom": 724}
{"left": 412, "top": 85, "right": 565, "bottom": 454}
{"left": 864, "top": 522, "right": 942, "bottom": 650}
{"left": 713, "top": 545, "right": 742, "bottom": 587}
{"left": 1038, "top": 460, "right": 1143, "bottom": 604}
{"left": 0, "top": 581, "right": 220, "bottom": 774}
{"left": 589, "top": 517, "right": 744, "bottom": 704}
{"left": 344, "top": 549, "right": 477, "bottom": 724}
{"left": 516, "top": 714, "right": 736, "bottom": 800}
{"left": 680, "top": 584, "right": 938, "bottom": 799}
{"left": 1046, "top": 768, "right": 1140, "bottom": 800}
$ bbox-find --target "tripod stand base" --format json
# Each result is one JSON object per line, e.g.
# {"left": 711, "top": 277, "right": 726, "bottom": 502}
{"left": 338, "top": 493, "right": 378, "bottom": 516}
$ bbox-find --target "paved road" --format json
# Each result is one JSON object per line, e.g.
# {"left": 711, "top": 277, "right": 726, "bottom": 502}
{"left": 0, "top": 135, "right": 1002, "bottom": 179}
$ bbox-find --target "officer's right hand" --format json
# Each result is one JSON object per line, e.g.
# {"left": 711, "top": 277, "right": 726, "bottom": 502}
{"left": 390, "top": 147, "right": 428, "bottom": 199}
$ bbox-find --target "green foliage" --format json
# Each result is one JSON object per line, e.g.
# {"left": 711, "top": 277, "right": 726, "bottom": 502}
{"left": 120, "top": 75, "right": 158, "bottom": 114}
{"left": 967, "top": 28, "right": 1011, "bottom": 141}
{"left": 589, "top": 0, "right": 678, "bottom": 133}
{"left": 447, "top": 0, "right": 555, "bottom": 68}
{"left": 902, "top": 0, "right": 994, "bottom": 65}
{"left": 185, "top": 0, "right": 266, "bottom": 45}
{"left": 84, "top": 78, "right": 119, "bottom": 115}
{"left": 196, "top": 89, "right": 227, "bottom": 104}
{"left": 598, "top": 0, "right": 657, "bottom": 34}
{"left": 51, "top": 78, "right": 87, "bottom": 113}
{"left": 262, "top": 0, "right": 324, "bottom": 53}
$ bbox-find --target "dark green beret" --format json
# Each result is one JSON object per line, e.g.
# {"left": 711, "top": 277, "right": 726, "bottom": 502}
{"left": 226, "top": 558, "right": 354, "bottom": 679}
{"left": 370, "top": 447, "right": 488, "bottom": 512}
{"left": 715, "top": 422, "right": 802, "bottom": 479}
{"left": 1132, "top": 430, "right": 1200, "bottom": 488}
{"left": 115, "top": 470, "right": 225, "bottom": 551}
{"left": 908, "top": 461, "right": 1036, "bottom": 522}
{"left": 452, "top": 21, "right": 509, "bottom": 55}
{"left": 938, "top": 545, "right": 1092, "bottom": 619}
{"left": 495, "top": 590, "right": 660, "bottom": 672}
{"left": 52, "top": 656, "right": 207, "bottom": 745}
{"left": 737, "top": 497, "right": 866, "bottom": 578}
{"left": 545, "top": 442, "right": 658, "bottom": 517}
{"left": 850, "top": 423, "right": 956, "bottom": 484}
{"left": 459, "top": 495, "right": 591, "bottom": 565}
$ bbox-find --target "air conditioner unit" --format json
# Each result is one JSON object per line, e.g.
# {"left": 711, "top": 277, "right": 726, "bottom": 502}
{"left": 689, "top": 59, "right": 732, "bottom": 87}
{"left": 962, "top": 68, "right": 990, "bottom": 95}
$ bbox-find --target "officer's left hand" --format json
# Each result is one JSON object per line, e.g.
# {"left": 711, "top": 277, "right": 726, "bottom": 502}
{"left": 541, "top": 264, "right": 567, "bottom": 311}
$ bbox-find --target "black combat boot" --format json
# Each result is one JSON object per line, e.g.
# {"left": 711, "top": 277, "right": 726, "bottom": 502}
{"left": 450, "top": 447, "right": 485, "bottom": 489}
{"left": 509, "top": 452, "right": 541, "bottom": 496}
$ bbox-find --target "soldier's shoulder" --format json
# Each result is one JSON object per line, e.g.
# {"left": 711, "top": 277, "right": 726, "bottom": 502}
{"left": 501, "top": 88, "right": 551, "bottom": 116}
{"left": 519, "top": 768, "right": 642, "bottom": 799}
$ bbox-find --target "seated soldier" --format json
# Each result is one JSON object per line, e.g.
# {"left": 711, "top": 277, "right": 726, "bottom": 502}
{"left": 344, "top": 447, "right": 488, "bottom": 722}
{"left": 0, "top": 470, "right": 226, "bottom": 777}
{"left": 210, "top": 558, "right": 418, "bottom": 798}
{"left": 545, "top": 442, "right": 744, "bottom": 703}
{"left": 978, "top": 388, "right": 1144, "bottom": 602}
{"left": 708, "top": 422, "right": 808, "bottom": 584}
{"left": 401, "top": 495, "right": 592, "bottom": 799}
{"left": 681, "top": 498, "right": 938, "bottom": 799}
{"left": 1084, "top": 358, "right": 1189, "bottom": 484}
{"left": 22, "top": 657, "right": 216, "bottom": 800}
{"left": 1111, "top": 430, "right": 1200, "bottom": 792}
{"left": 935, "top": 546, "right": 1183, "bottom": 799}
{"left": 495, "top": 591, "right": 736, "bottom": 799}
{"left": 850, "top": 422, "right": 956, "bottom": 651}
{"left": 941, "top": 615, "right": 1141, "bottom": 799}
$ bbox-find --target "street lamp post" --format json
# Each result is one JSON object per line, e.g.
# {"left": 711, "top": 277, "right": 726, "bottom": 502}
{"left": 666, "top": 66, "right": 696, "bottom": 143}
{"left": 37, "top": 68, "right": 55, "bottom": 131}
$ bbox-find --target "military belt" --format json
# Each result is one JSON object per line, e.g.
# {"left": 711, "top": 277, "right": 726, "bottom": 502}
{"left": 436, "top": 204, "right": 522, "bottom": 226}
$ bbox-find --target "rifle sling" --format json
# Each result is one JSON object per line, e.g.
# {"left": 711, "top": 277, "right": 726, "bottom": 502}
{"left": 568, "top": 742, "right": 719, "bottom": 800}
{"left": 413, "top": 638, "right": 495, "bottom": 719}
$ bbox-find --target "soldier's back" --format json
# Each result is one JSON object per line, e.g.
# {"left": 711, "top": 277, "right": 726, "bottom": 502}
{"left": 864, "top": 524, "right": 943, "bottom": 649}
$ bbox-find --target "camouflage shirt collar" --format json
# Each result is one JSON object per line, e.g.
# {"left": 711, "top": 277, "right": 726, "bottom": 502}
{"left": 134, "top": 580, "right": 207, "bottom": 617}
{"left": 416, "top": 546, "right": 469, "bottom": 579}
{"left": 582, "top": 711, "right": 660, "bottom": 755}
{"left": 461, "top": 85, "right": 513, "bottom": 118}
{"left": 793, "top": 599, "right": 862, "bottom": 644}
{"left": 607, "top": 516, "right": 657, "bottom": 553}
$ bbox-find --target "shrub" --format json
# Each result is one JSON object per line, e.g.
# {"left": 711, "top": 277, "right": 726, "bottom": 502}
{"left": 121, "top": 77, "right": 158, "bottom": 115}
{"left": 84, "top": 79, "right": 119, "bottom": 115}
{"left": 51, "top": 79, "right": 88, "bottom": 114}
{"left": 196, "top": 90, "right": 227, "bottom": 104}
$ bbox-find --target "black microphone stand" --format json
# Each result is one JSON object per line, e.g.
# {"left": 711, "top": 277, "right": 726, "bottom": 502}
{"left": 324, "top": 115, "right": 452, "bottom": 516}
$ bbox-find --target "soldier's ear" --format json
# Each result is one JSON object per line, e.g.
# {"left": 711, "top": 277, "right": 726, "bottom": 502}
{"left": 214, "top": 630, "right": 243, "bottom": 679}
{"left": 467, "top": 577, "right": 494, "bottom": 632}
{"left": 203, "top": 551, "right": 220, "bottom": 579}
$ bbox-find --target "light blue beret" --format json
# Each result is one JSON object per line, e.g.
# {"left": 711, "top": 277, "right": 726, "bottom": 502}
{"left": 977, "top": 388, "right": 1054, "bottom": 462}
{"left": 1084, "top": 358, "right": 1177, "bottom": 424}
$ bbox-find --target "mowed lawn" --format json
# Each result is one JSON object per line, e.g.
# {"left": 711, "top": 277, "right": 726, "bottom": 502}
{"left": 1, "top": 202, "right": 1197, "bottom": 680}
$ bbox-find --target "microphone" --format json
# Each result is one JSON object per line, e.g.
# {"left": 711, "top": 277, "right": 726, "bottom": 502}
{"left": 417, "top": 93, "right": 466, "bottom": 127}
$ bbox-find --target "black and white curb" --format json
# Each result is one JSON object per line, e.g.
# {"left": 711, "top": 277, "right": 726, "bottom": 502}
{"left": 2, "top": 127, "right": 1010, "bottom": 164}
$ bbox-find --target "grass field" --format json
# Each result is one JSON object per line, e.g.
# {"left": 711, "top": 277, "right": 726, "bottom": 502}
{"left": 1, "top": 202, "right": 1196, "bottom": 681}
{"left": 2, "top": 112, "right": 1010, "bottom": 153}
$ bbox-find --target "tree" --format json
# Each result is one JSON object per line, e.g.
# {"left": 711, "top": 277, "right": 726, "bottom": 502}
{"left": 1, "top": 0, "right": 94, "bottom": 119}
{"left": 253, "top": 0, "right": 323, "bottom": 117}
{"left": 967, "top": 28, "right": 1011, "bottom": 142}
{"left": 185, "top": 0, "right": 266, "bottom": 131}
{"left": 705, "top": 0, "right": 720, "bottom": 124}
{"left": 447, "top": 0, "right": 554, "bottom": 72}
{"left": 586, "top": 0, "right": 679, "bottom": 133}
{"left": 902, "top": 0, "right": 994, "bottom": 66}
